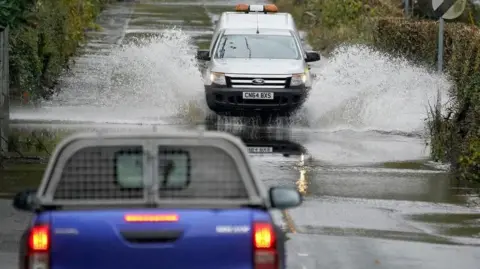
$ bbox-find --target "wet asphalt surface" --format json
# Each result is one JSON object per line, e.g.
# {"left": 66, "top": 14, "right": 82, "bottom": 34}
{"left": 2, "top": 0, "right": 480, "bottom": 268}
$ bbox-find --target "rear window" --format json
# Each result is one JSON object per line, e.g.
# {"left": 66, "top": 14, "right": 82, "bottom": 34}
{"left": 53, "top": 145, "right": 248, "bottom": 200}
{"left": 114, "top": 148, "right": 191, "bottom": 190}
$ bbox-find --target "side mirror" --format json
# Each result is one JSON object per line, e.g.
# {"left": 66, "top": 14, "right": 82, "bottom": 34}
{"left": 305, "top": 51, "right": 321, "bottom": 62}
{"left": 12, "top": 189, "right": 37, "bottom": 212}
{"left": 269, "top": 187, "right": 302, "bottom": 210}
{"left": 196, "top": 50, "right": 211, "bottom": 61}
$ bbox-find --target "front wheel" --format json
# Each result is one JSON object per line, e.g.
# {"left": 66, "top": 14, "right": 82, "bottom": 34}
{"left": 204, "top": 113, "right": 218, "bottom": 129}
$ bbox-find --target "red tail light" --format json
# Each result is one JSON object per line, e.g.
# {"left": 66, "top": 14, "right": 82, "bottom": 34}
{"left": 26, "top": 225, "right": 50, "bottom": 269}
{"left": 253, "top": 222, "right": 278, "bottom": 269}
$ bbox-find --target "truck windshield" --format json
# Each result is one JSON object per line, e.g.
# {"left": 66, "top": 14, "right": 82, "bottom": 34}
{"left": 214, "top": 34, "right": 301, "bottom": 60}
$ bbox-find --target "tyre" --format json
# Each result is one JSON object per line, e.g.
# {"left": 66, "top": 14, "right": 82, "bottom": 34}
{"left": 204, "top": 113, "right": 218, "bottom": 129}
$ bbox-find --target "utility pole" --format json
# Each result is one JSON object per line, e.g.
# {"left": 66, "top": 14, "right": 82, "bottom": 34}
{"left": 0, "top": 26, "right": 9, "bottom": 159}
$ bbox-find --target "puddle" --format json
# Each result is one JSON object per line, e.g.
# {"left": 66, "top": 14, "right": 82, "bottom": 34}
{"left": 441, "top": 226, "right": 480, "bottom": 238}
{"left": 408, "top": 213, "right": 480, "bottom": 224}
{"left": 133, "top": 4, "right": 211, "bottom": 22}
{"left": 128, "top": 24, "right": 212, "bottom": 31}
{"left": 0, "top": 129, "right": 64, "bottom": 198}
{"left": 124, "top": 28, "right": 213, "bottom": 36}
{"left": 122, "top": 31, "right": 211, "bottom": 46}
{"left": 406, "top": 213, "right": 480, "bottom": 238}
{"left": 303, "top": 165, "right": 472, "bottom": 204}
{"left": 204, "top": 5, "right": 233, "bottom": 15}
{"left": 0, "top": 163, "right": 45, "bottom": 199}
{"left": 300, "top": 226, "right": 460, "bottom": 245}
{"left": 130, "top": 18, "right": 211, "bottom": 27}
{"left": 380, "top": 160, "right": 439, "bottom": 170}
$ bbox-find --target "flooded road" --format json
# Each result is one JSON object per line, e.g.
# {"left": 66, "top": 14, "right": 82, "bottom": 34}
{"left": 2, "top": 0, "right": 480, "bottom": 268}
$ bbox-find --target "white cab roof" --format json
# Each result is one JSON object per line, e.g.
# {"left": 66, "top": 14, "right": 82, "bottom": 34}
{"left": 223, "top": 28, "right": 293, "bottom": 36}
{"left": 218, "top": 12, "right": 296, "bottom": 31}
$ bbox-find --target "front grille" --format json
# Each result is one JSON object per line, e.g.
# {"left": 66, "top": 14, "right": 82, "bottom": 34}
{"left": 226, "top": 76, "right": 291, "bottom": 88}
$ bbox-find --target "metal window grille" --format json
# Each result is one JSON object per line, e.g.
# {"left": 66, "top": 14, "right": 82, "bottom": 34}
{"left": 53, "top": 144, "right": 249, "bottom": 201}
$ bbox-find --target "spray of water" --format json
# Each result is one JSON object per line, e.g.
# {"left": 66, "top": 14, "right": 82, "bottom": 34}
{"left": 11, "top": 30, "right": 452, "bottom": 138}
{"left": 303, "top": 45, "right": 452, "bottom": 135}
{"left": 11, "top": 29, "right": 207, "bottom": 124}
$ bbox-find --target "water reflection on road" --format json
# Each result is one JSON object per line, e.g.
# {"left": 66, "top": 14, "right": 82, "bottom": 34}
{"left": 1, "top": 0, "right": 480, "bottom": 267}
{"left": 2, "top": 122, "right": 480, "bottom": 269}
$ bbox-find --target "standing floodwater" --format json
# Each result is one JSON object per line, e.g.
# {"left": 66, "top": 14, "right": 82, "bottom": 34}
{"left": 4, "top": 1, "right": 480, "bottom": 269}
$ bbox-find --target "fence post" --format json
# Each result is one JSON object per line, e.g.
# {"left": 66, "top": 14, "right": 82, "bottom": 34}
{"left": 0, "top": 26, "right": 9, "bottom": 159}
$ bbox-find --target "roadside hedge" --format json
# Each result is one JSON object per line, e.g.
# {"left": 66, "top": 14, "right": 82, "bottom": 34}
{"left": 7, "top": 0, "right": 112, "bottom": 100}
{"left": 275, "top": 0, "right": 480, "bottom": 182}
{"left": 373, "top": 18, "right": 480, "bottom": 181}
{"left": 373, "top": 18, "right": 480, "bottom": 86}
{"left": 274, "top": 0, "right": 404, "bottom": 54}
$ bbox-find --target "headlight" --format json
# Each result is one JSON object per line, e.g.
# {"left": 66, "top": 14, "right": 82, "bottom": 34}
{"left": 209, "top": 72, "right": 226, "bottom": 85}
{"left": 291, "top": 73, "right": 307, "bottom": 86}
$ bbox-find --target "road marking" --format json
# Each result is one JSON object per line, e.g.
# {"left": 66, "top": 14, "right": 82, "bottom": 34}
{"left": 282, "top": 210, "right": 297, "bottom": 233}
{"left": 298, "top": 253, "right": 309, "bottom": 257}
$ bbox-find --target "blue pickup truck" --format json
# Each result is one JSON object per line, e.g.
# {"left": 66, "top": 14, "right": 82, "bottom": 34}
{"left": 12, "top": 131, "right": 302, "bottom": 269}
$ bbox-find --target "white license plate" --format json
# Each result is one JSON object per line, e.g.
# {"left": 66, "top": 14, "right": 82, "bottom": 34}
{"left": 242, "top": 92, "right": 274, "bottom": 100}
{"left": 248, "top": 147, "right": 273, "bottom": 153}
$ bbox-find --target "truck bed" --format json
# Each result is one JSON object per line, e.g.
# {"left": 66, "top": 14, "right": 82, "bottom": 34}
{"left": 43, "top": 208, "right": 272, "bottom": 269}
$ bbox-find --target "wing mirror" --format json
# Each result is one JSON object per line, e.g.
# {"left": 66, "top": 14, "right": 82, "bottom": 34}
{"left": 196, "top": 50, "right": 211, "bottom": 61}
{"left": 305, "top": 51, "right": 321, "bottom": 62}
{"left": 12, "top": 189, "right": 37, "bottom": 212}
{"left": 269, "top": 186, "right": 302, "bottom": 210}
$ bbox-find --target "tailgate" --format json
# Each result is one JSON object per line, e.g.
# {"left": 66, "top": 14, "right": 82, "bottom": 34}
{"left": 50, "top": 209, "right": 254, "bottom": 269}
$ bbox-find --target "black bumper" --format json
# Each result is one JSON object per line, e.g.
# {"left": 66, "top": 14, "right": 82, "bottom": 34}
{"left": 205, "top": 85, "right": 309, "bottom": 116}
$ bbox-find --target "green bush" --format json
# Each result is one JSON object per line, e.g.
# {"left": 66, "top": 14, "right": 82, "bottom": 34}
{"left": 275, "top": 0, "right": 403, "bottom": 54}
{"left": 369, "top": 18, "right": 480, "bottom": 182}
{"left": 276, "top": 0, "right": 480, "bottom": 182}
{"left": 0, "top": 0, "right": 35, "bottom": 28}
{"left": 450, "top": 73, "right": 480, "bottom": 181}
{"left": 7, "top": 0, "right": 111, "bottom": 99}
{"left": 373, "top": 18, "right": 438, "bottom": 66}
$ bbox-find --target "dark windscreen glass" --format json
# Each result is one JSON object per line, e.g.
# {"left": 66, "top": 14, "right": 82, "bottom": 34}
{"left": 214, "top": 34, "right": 301, "bottom": 60}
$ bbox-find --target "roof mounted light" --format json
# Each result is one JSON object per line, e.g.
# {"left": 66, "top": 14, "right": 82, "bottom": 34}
{"left": 235, "top": 3, "right": 250, "bottom": 12}
{"left": 235, "top": 4, "right": 278, "bottom": 13}
{"left": 264, "top": 4, "right": 278, "bottom": 12}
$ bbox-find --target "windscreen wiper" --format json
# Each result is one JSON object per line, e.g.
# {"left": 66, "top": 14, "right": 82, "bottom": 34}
{"left": 244, "top": 37, "right": 252, "bottom": 58}
{"left": 218, "top": 37, "right": 227, "bottom": 58}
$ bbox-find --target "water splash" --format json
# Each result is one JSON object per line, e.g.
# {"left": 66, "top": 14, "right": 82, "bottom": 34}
{"left": 304, "top": 45, "right": 452, "bottom": 135}
{"left": 10, "top": 29, "right": 207, "bottom": 125}
{"left": 11, "top": 34, "right": 453, "bottom": 136}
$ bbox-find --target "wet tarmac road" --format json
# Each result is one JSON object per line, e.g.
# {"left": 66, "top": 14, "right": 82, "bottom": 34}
{"left": 2, "top": 0, "right": 480, "bottom": 268}
{"left": 3, "top": 123, "right": 480, "bottom": 269}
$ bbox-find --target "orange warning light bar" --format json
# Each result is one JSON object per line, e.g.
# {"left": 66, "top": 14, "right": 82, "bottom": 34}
{"left": 235, "top": 4, "right": 278, "bottom": 13}
{"left": 124, "top": 214, "right": 179, "bottom": 222}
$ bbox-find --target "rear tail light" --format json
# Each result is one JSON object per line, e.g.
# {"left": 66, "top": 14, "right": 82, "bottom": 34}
{"left": 26, "top": 225, "right": 50, "bottom": 269}
{"left": 253, "top": 222, "right": 277, "bottom": 269}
